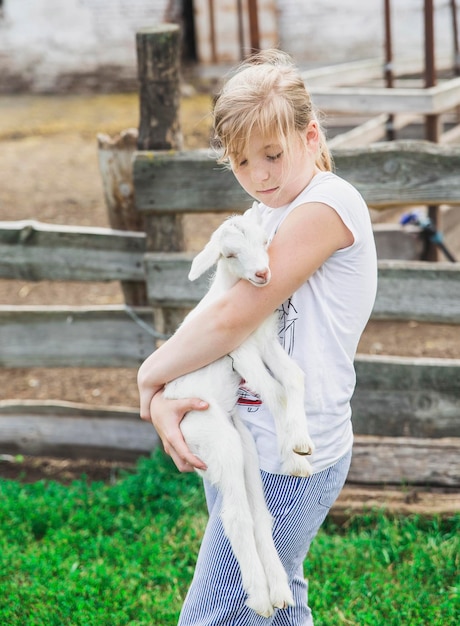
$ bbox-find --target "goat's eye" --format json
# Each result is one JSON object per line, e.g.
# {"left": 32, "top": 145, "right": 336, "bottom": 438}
{"left": 225, "top": 252, "right": 236, "bottom": 259}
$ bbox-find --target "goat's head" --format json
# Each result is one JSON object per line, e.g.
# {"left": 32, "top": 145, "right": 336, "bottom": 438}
{"left": 188, "top": 212, "right": 271, "bottom": 287}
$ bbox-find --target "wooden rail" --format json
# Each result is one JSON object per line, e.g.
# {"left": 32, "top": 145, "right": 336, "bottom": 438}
{"left": 0, "top": 220, "right": 145, "bottom": 282}
{"left": 0, "top": 306, "right": 156, "bottom": 367}
{"left": 133, "top": 141, "right": 460, "bottom": 211}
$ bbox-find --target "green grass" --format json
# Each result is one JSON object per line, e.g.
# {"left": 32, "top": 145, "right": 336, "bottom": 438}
{"left": 0, "top": 451, "right": 458, "bottom": 625}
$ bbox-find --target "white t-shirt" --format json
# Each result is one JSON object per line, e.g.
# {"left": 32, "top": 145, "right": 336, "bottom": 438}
{"left": 237, "top": 171, "right": 378, "bottom": 474}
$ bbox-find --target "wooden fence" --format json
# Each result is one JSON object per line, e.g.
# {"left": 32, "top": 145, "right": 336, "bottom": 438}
{"left": 0, "top": 140, "right": 459, "bottom": 487}
{"left": 1, "top": 26, "right": 459, "bottom": 487}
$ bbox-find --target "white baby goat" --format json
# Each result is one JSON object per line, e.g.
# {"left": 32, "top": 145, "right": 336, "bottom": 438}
{"left": 163, "top": 210, "right": 314, "bottom": 617}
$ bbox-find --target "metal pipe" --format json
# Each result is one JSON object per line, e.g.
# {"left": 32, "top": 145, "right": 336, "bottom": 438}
{"left": 451, "top": 0, "right": 460, "bottom": 75}
{"left": 208, "top": 0, "right": 217, "bottom": 63}
{"left": 424, "top": 0, "right": 439, "bottom": 144}
{"left": 423, "top": 0, "right": 440, "bottom": 260}
{"left": 384, "top": 0, "right": 394, "bottom": 88}
{"left": 424, "top": 0, "right": 436, "bottom": 90}
{"left": 236, "top": 0, "right": 245, "bottom": 60}
{"left": 247, "top": 0, "right": 260, "bottom": 53}
{"left": 383, "top": 0, "right": 395, "bottom": 139}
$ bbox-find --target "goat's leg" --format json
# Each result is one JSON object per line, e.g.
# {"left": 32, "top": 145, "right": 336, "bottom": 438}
{"left": 261, "top": 340, "right": 314, "bottom": 476}
{"left": 181, "top": 409, "right": 274, "bottom": 617}
{"left": 231, "top": 345, "right": 286, "bottom": 421}
{"left": 233, "top": 415, "right": 295, "bottom": 611}
{"left": 231, "top": 345, "right": 313, "bottom": 477}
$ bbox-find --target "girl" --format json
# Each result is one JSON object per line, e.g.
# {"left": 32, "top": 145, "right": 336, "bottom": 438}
{"left": 137, "top": 49, "right": 378, "bottom": 625}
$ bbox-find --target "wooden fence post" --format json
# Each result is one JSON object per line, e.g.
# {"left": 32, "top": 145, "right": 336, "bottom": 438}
{"left": 136, "top": 23, "right": 187, "bottom": 335}
{"left": 98, "top": 128, "right": 147, "bottom": 306}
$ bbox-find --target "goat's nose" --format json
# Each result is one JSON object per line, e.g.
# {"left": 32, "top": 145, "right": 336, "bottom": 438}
{"left": 255, "top": 268, "right": 270, "bottom": 282}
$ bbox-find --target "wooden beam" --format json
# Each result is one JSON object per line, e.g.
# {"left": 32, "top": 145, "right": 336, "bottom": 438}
{"left": 0, "top": 401, "right": 457, "bottom": 486}
{"left": 373, "top": 260, "right": 460, "bottom": 323}
{"left": 136, "top": 24, "right": 182, "bottom": 151}
{"left": 301, "top": 58, "right": 384, "bottom": 87}
{"left": 441, "top": 122, "right": 460, "bottom": 143}
{"left": 133, "top": 142, "right": 460, "bottom": 212}
{"left": 349, "top": 435, "right": 460, "bottom": 486}
{"left": 0, "top": 400, "right": 158, "bottom": 461}
{"left": 0, "top": 221, "right": 423, "bottom": 284}
{"left": 133, "top": 149, "right": 252, "bottom": 212}
{"left": 328, "top": 114, "right": 419, "bottom": 149}
{"left": 353, "top": 354, "right": 460, "bottom": 438}
{"left": 301, "top": 56, "right": 456, "bottom": 89}
{"left": 0, "top": 306, "right": 156, "bottom": 367}
{"left": 309, "top": 76, "right": 460, "bottom": 115}
{"left": 144, "top": 255, "right": 460, "bottom": 323}
{"left": 334, "top": 141, "right": 460, "bottom": 208}
{"left": 372, "top": 225, "right": 424, "bottom": 260}
{"left": 332, "top": 485, "right": 460, "bottom": 520}
{"left": 0, "top": 220, "right": 146, "bottom": 282}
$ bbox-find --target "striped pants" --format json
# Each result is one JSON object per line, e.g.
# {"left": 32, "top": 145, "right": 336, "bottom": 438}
{"left": 178, "top": 449, "right": 352, "bottom": 626}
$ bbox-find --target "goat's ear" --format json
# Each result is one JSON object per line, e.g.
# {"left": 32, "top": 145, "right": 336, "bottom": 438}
{"left": 188, "top": 240, "right": 220, "bottom": 281}
{"left": 250, "top": 201, "right": 263, "bottom": 225}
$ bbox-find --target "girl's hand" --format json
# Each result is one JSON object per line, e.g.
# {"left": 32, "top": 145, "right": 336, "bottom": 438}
{"left": 147, "top": 389, "right": 208, "bottom": 473}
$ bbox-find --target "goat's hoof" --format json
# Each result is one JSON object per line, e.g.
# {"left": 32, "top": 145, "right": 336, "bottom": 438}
{"left": 246, "top": 598, "right": 274, "bottom": 618}
{"left": 270, "top": 587, "right": 295, "bottom": 610}
{"left": 293, "top": 447, "right": 313, "bottom": 456}
{"left": 282, "top": 455, "right": 313, "bottom": 478}
{"left": 292, "top": 438, "right": 315, "bottom": 457}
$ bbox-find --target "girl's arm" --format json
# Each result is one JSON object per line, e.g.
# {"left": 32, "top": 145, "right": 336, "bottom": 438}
{"left": 138, "top": 201, "right": 353, "bottom": 470}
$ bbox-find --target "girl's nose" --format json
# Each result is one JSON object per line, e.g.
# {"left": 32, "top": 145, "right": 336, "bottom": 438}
{"left": 251, "top": 164, "right": 269, "bottom": 183}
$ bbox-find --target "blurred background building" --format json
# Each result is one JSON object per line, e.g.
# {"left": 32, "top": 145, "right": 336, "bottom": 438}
{"left": 0, "top": 0, "right": 457, "bottom": 93}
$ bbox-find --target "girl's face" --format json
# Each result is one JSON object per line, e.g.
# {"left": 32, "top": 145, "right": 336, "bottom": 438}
{"left": 229, "top": 122, "right": 320, "bottom": 209}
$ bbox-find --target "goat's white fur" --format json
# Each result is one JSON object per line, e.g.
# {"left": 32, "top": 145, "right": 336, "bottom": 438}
{"left": 163, "top": 209, "right": 314, "bottom": 617}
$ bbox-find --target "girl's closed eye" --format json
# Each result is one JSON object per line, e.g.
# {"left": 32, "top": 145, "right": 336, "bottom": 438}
{"left": 266, "top": 151, "right": 283, "bottom": 161}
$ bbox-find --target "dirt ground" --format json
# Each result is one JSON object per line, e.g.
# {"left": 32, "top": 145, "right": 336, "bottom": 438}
{"left": 0, "top": 91, "right": 459, "bottom": 511}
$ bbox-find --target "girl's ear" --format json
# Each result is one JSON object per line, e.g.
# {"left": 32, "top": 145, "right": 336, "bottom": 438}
{"left": 188, "top": 240, "right": 220, "bottom": 281}
{"left": 306, "top": 120, "right": 320, "bottom": 147}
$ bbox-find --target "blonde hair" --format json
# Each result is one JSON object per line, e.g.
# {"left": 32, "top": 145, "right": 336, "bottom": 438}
{"left": 212, "top": 49, "right": 332, "bottom": 172}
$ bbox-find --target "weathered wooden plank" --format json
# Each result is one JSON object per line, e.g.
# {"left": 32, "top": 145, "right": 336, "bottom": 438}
{"left": 353, "top": 355, "right": 460, "bottom": 438}
{"left": 373, "top": 260, "right": 460, "bottom": 323}
{"left": 300, "top": 58, "right": 384, "bottom": 87}
{"left": 309, "top": 76, "right": 460, "bottom": 115}
{"left": 0, "top": 221, "right": 423, "bottom": 284}
{"left": 349, "top": 435, "right": 460, "bottom": 487}
{"left": 328, "top": 114, "right": 418, "bottom": 149}
{"left": 373, "top": 225, "right": 423, "bottom": 260}
{"left": 334, "top": 141, "right": 460, "bottom": 209}
{"left": 144, "top": 255, "right": 460, "bottom": 323}
{"left": 133, "top": 149, "right": 252, "bottom": 212}
{"left": 0, "top": 306, "right": 156, "bottom": 367}
{"left": 0, "top": 401, "right": 457, "bottom": 485}
{"left": 332, "top": 485, "right": 460, "bottom": 521}
{"left": 303, "top": 56, "right": 456, "bottom": 90}
{"left": 133, "top": 142, "right": 460, "bottom": 212}
{"left": 0, "top": 220, "right": 146, "bottom": 282}
{"left": 441, "top": 122, "right": 460, "bottom": 144}
{"left": 136, "top": 24, "right": 182, "bottom": 151}
{"left": 0, "top": 400, "right": 158, "bottom": 461}
{"left": 97, "top": 128, "right": 148, "bottom": 305}
{"left": 144, "top": 251, "right": 203, "bottom": 307}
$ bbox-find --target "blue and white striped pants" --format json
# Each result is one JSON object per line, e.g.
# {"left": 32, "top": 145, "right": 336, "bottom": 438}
{"left": 178, "top": 449, "right": 352, "bottom": 626}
